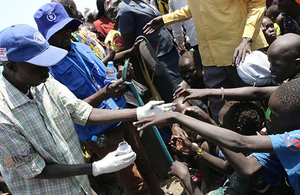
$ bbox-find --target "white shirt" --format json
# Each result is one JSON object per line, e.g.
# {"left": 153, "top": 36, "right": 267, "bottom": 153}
{"left": 168, "top": 0, "right": 198, "bottom": 47}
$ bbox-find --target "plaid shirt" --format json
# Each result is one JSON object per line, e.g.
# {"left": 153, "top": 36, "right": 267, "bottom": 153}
{"left": 0, "top": 75, "right": 93, "bottom": 195}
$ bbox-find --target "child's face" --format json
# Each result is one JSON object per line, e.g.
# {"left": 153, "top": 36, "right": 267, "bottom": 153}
{"left": 268, "top": 46, "right": 297, "bottom": 83}
{"left": 179, "top": 58, "right": 197, "bottom": 87}
{"left": 105, "top": 0, "right": 120, "bottom": 24}
{"left": 261, "top": 17, "right": 276, "bottom": 45}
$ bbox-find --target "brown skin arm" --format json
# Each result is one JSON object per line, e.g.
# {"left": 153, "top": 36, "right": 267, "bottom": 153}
{"left": 168, "top": 160, "right": 203, "bottom": 195}
{"left": 134, "top": 112, "right": 274, "bottom": 153}
{"left": 183, "top": 106, "right": 217, "bottom": 126}
{"left": 121, "top": 33, "right": 136, "bottom": 50}
{"left": 113, "top": 39, "right": 142, "bottom": 61}
{"left": 174, "top": 86, "right": 277, "bottom": 104}
{"left": 170, "top": 134, "right": 234, "bottom": 175}
{"left": 88, "top": 107, "right": 137, "bottom": 125}
{"left": 276, "top": 15, "right": 284, "bottom": 35}
{"left": 83, "top": 78, "right": 126, "bottom": 107}
{"left": 219, "top": 146, "right": 263, "bottom": 179}
{"left": 35, "top": 164, "right": 92, "bottom": 179}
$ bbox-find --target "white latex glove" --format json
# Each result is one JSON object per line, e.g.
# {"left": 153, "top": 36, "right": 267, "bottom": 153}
{"left": 92, "top": 150, "right": 136, "bottom": 176}
{"left": 136, "top": 100, "right": 175, "bottom": 120}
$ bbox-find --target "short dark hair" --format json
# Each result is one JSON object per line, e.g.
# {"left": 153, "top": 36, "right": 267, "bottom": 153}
{"left": 220, "top": 101, "right": 265, "bottom": 135}
{"left": 266, "top": 5, "right": 280, "bottom": 20}
{"left": 274, "top": 78, "right": 300, "bottom": 115}
{"left": 179, "top": 51, "right": 202, "bottom": 72}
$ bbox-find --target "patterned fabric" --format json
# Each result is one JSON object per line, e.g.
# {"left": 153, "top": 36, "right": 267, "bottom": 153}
{"left": 72, "top": 25, "right": 105, "bottom": 60}
{"left": 0, "top": 75, "right": 93, "bottom": 195}
{"left": 280, "top": 12, "right": 300, "bottom": 35}
{"left": 228, "top": 172, "right": 259, "bottom": 193}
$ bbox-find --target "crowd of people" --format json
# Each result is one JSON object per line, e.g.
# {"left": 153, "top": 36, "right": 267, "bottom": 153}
{"left": 0, "top": 0, "right": 300, "bottom": 194}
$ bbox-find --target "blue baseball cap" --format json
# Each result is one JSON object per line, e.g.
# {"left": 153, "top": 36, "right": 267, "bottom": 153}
{"left": 34, "top": 2, "right": 82, "bottom": 40}
{"left": 0, "top": 24, "right": 68, "bottom": 67}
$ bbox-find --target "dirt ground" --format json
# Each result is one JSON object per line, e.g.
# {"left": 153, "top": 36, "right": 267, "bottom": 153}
{"left": 91, "top": 172, "right": 187, "bottom": 195}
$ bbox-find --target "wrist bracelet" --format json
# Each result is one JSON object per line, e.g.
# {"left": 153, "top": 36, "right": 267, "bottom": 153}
{"left": 221, "top": 87, "right": 225, "bottom": 100}
{"left": 194, "top": 147, "right": 204, "bottom": 161}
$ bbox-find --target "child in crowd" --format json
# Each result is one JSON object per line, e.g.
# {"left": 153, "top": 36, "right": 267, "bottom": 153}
{"left": 266, "top": 5, "right": 281, "bottom": 36}
{"left": 174, "top": 51, "right": 207, "bottom": 112}
{"left": 276, "top": 0, "right": 300, "bottom": 35}
{"left": 135, "top": 77, "right": 300, "bottom": 194}
{"left": 261, "top": 16, "right": 277, "bottom": 47}
{"left": 170, "top": 101, "right": 269, "bottom": 193}
{"left": 173, "top": 33, "right": 300, "bottom": 107}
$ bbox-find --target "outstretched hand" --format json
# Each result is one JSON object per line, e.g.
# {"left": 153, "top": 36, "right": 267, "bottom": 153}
{"left": 117, "top": 62, "right": 134, "bottom": 80}
{"left": 136, "top": 101, "right": 176, "bottom": 120}
{"left": 142, "top": 16, "right": 164, "bottom": 35}
{"left": 133, "top": 112, "right": 179, "bottom": 131}
{"left": 104, "top": 78, "right": 127, "bottom": 98}
{"left": 173, "top": 88, "right": 209, "bottom": 104}
{"left": 168, "top": 160, "right": 190, "bottom": 181}
{"left": 131, "top": 39, "right": 143, "bottom": 55}
{"left": 183, "top": 106, "right": 216, "bottom": 125}
{"left": 104, "top": 41, "right": 116, "bottom": 62}
{"left": 232, "top": 37, "right": 252, "bottom": 66}
{"left": 170, "top": 133, "right": 193, "bottom": 155}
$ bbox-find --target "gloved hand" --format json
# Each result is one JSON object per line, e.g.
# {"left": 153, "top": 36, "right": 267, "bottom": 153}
{"left": 136, "top": 100, "right": 175, "bottom": 120}
{"left": 92, "top": 149, "right": 136, "bottom": 176}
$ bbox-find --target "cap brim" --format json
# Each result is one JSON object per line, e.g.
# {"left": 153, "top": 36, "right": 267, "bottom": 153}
{"left": 26, "top": 45, "right": 68, "bottom": 67}
{"left": 45, "top": 17, "right": 82, "bottom": 40}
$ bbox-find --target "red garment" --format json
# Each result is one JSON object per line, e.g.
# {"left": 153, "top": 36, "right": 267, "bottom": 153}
{"left": 93, "top": 16, "right": 117, "bottom": 42}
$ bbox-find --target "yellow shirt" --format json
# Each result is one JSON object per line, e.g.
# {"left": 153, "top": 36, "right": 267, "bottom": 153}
{"left": 163, "top": 0, "right": 268, "bottom": 67}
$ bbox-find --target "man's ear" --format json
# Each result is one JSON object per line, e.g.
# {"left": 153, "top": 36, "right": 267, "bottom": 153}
{"left": 295, "top": 58, "right": 300, "bottom": 71}
{"left": 5, "top": 61, "right": 17, "bottom": 72}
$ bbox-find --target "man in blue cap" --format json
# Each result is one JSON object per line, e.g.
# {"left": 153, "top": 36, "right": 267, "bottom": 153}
{"left": 34, "top": 2, "right": 168, "bottom": 195}
{"left": 0, "top": 24, "right": 138, "bottom": 194}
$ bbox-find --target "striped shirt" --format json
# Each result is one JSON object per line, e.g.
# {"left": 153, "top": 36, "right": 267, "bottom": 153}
{"left": 0, "top": 75, "right": 93, "bottom": 195}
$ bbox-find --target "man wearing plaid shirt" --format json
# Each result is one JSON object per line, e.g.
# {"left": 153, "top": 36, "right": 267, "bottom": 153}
{"left": 0, "top": 24, "right": 162, "bottom": 194}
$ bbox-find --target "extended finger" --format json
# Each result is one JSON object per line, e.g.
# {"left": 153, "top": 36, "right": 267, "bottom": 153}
{"left": 182, "top": 96, "right": 190, "bottom": 104}
{"left": 142, "top": 26, "right": 152, "bottom": 34}
{"left": 232, "top": 49, "right": 239, "bottom": 66}
{"left": 150, "top": 100, "right": 165, "bottom": 107}
{"left": 235, "top": 53, "right": 241, "bottom": 67}
{"left": 173, "top": 87, "right": 184, "bottom": 97}
{"left": 113, "top": 78, "right": 124, "bottom": 86}
{"left": 142, "top": 23, "right": 150, "bottom": 30}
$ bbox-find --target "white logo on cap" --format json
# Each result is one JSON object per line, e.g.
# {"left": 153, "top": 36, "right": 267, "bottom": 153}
{"left": 47, "top": 13, "right": 56, "bottom": 21}
{"left": 33, "top": 32, "right": 46, "bottom": 44}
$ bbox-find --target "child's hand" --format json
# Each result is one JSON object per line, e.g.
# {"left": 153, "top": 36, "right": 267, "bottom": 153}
{"left": 168, "top": 160, "right": 190, "bottom": 180}
{"left": 170, "top": 133, "right": 193, "bottom": 155}
{"left": 173, "top": 88, "right": 208, "bottom": 103}
{"left": 183, "top": 106, "right": 217, "bottom": 125}
{"left": 171, "top": 124, "right": 188, "bottom": 137}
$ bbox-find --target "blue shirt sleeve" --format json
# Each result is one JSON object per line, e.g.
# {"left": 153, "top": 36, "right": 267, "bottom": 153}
{"left": 252, "top": 152, "right": 286, "bottom": 186}
{"left": 269, "top": 129, "right": 300, "bottom": 194}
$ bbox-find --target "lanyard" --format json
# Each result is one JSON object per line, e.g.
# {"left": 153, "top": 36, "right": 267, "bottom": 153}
{"left": 65, "top": 49, "right": 120, "bottom": 110}
{"left": 66, "top": 49, "right": 101, "bottom": 91}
